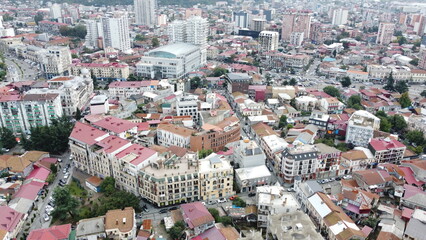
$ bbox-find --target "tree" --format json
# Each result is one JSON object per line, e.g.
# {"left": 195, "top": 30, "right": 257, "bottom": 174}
{"left": 23, "top": 116, "right": 73, "bottom": 154}
{"left": 168, "top": 221, "right": 185, "bottom": 240}
{"left": 406, "top": 130, "right": 425, "bottom": 146}
{"left": 341, "top": 76, "right": 351, "bottom": 88}
{"left": 347, "top": 95, "right": 363, "bottom": 110}
{"left": 211, "top": 67, "right": 228, "bottom": 77}
{"left": 2, "top": 14, "right": 13, "bottom": 21}
{"left": 399, "top": 92, "right": 411, "bottom": 108}
{"left": 278, "top": 115, "right": 288, "bottom": 129}
{"left": 323, "top": 86, "right": 341, "bottom": 98}
{"left": 289, "top": 78, "right": 297, "bottom": 86}
{"left": 410, "top": 59, "right": 419, "bottom": 66}
{"left": 190, "top": 76, "right": 202, "bottom": 89}
{"left": 34, "top": 12, "right": 44, "bottom": 25}
{"left": 134, "top": 34, "right": 146, "bottom": 41}
{"left": 421, "top": 90, "right": 426, "bottom": 98}
{"left": 282, "top": 80, "right": 289, "bottom": 86}
{"left": 50, "top": 164, "right": 58, "bottom": 174}
{"left": 75, "top": 108, "right": 82, "bottom": 120}
{"left": 314, "top": 138, "right": 334, "bottom": 147}
{"left": 0, "top": 127, "right": 17, "bottom": 149}
{"left": 384, "top": 73, "right": 395, "bottom": 91}
{"left": 232, "top": 197, "right": 246, "bottom": 207}
{"left": 59, "top": 25, "right": 87, "bottom": 39}
{"left": 151, "top": 37, "right": 159, "bottom": 47}
{"left": 389, "top": 115, "right": 407, "bottom": 133}
{"left": 208, "top": 208, "right": 220, "bottom": 222}
{"left": 52, "top": 187, "right": 79, "bottom": 220}
{"left": 395, "top": 81, "right": 409, "bottom": 94}
{"left": 397, "top": 36, "right": 407, "bottom": 45}
{"left": 379, "top": 117, "right": 392, "bottom": 132}
{"left": 100, "top": 177, "right": 116, "bottom": 196}
{"left": 219, "top": 216, "right": 233, "bottom": 226}
{"left": 198, "top": 149, "right": 213, "bottom": 159}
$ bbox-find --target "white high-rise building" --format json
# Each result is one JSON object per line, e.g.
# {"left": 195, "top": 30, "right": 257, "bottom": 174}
{"left": 345, "top": 110, "right": 381, "bottom": 147}
{"left": 233, "top": 11, "right": 249, "bottom": 28}
{"left": 85, "top": 19, "right": 103, "bottom": 49}
{"left": 50, "top": 3, "right": 62, "bottom": 19}
{"left": 290, "top": 32, "right": 304, "bottom": 46}
{"left": 101, "top": 12, "right": 131, "bottom": 52}
{"left": 376, "top": 22, "right": 395, "bottom": 45}
{"left": 40, "top": 46, "right": 72, "bottom": 79}
{"left": 167, "top": 16, "right": 208, "bottom": 64}
{"left": 134, "top": 0, "right": 156, "bottom": 27}
{"left": 331, "top": 9, "right": 348, "bottom": 25}
{"left": 258, "top": 31, "right": 279, "bottom": 51}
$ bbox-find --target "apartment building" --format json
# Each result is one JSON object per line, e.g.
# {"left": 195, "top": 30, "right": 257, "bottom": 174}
{"left": 256, "top": 185, "right": 287, "bottom": 227}
{"left": 258, "top": 31, "right": 279, "bottom": 51}
{"left": 91, "top": 116, "right": 138, "bottom": 139}
{"left": 376, "top": 22, "right": 395, "bottom": 45}
{"left": 39, "top": 46, "right": 72, "bottom": 79}
{"left": 319, "top": 97, "right": 344, "bottom": 114}
{"left": 157, "top": 124, "right": 195, "bottom": 148}
{"left": 108, "top": 80, "right": 158, "bottom": 99}
{"left": 38, "top": 20, "right": 68, "bottom": 34}
{"left": 0, "top": 93, "right": 63, "bottom": 133}
{"left": 47, "top": 74, "right": 94, "bottom": 116}
{"left": 101, "top": 12, "right": 131, "bottom": 52}
{"left": 340, "top": 148, "right": 375, "bottom": 175}
{"left": 199, "top": 153, "right": 234, "bottom": 200}
{"left": 224, "top": 73, "right": 252, "bottom": 94}
{"left": 233, "top": 139, "right": 266, "bottom": 168}
{"left": 138, "top": 152, "right": 200, "bottom": 207}
{"left": 281, "top": 144, "right": 318, "bottom": 183}
{"left": 345, "top": 110, "right": 380, "bottom": 147}
{"left": 71, "top": 62, "right": 130, "bottom": 81}
{"left": 368, "top": 138, "right": 406, "bottom": 164}
{"left": 190, "top": 116, "right": 241, "bottom": 152}
{"left": 314, "top": 143, "right": 341, "bottom": 179}
{"left": 176, "top": 96, "right": 199, "bottom": 122}
{"left": 281, "top": 11, "right": 312, "bottom": 42}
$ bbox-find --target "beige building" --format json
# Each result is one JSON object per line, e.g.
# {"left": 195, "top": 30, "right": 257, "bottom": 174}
{"left": 199, "top": 153, "right": 234, "bottom": 201}
{"left": 71, "top": 62, "right": 130, "bottom": 81}
{"left": 138, "top": 152, "right": 200, "bottom": 207}
{"left": 105, "top": 207, "right": 136, "bottom": 240}
{"left": 157, "top": 124, "right": 195, "bottom": 148}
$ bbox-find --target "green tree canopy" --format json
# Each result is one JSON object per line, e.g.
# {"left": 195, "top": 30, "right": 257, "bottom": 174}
{"left": 151, "top": 37, "right": 160, "bottom": 47}
{"left": 341, "top": 76, "right": 351, "bottom": 88}
{"left": 211, "top": 67, "right": 228, "bottom": 77}
{"left": 168, "top": 221, "right": 185, "bottom": 239}
{"left": 59, "top": 25, "right": 87, "bottom": 39}
{"left": 395, "top": 81, "right": 408, "bottom": 94}
{"left": 198, "top": 149, "right": 213, "bottom": 159}
{"left": 289, "top": 78, "right": 297, "bottom": 86}
{"left": 34, "top": 12, "right": 44, "bottom": 25}
{"left": 278, "top": 115, "right": 288, "bottom": 129}
{"left": 384, "top": 73, "right": 395, "bottom": 91}
{"left": 421, "top": 90, "right": 426, "bottom": 98}
{"left": 232, "top": 197, "right": 246, "bottom": 207}
{"left": 347, "top": 95, "right": 363, "bottom": 110}
{"left": 379, "top": 117, "right": 392, "bottom": 132}
{"left": 22, "top": 116, "right": 74, "bottom": 154}
{"left": 388, "top": 115, "right": 407, "bottom": 133}
{"left": 406, "top": 130, "right": 425, "bottom": 146}
{"left": 323, "top": 86, "right": 341, "bottom": 98}
{"left": 134, "top": 34, "right": 146, "bottom": 41}
{"left": 100, "top": 177, "right": 116, "bottom": 196}
{"left": 190, "top": 76, "right": 202, "bottom": 89}
{"left": 399, "top": 92, "right": 411, "bottom": 108}
{"left": 52, "top": 187, "right": 80, "bottom": 220}
{"left": 0, "top": 127, "right": 17, "bottom": 149}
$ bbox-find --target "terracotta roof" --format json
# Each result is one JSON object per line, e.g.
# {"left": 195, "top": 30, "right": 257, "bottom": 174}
{"left": 105, "top": 207, "right": 134, "bottom": 233}
{"left": 86, "top": 176, "right": 102, "bottom": 187}
{"left": 181, "top": 202, "right": 214, "bottom": 229}
{"left": 70, "top": 122, "right": 107, "bottom": 145}
{"left": 27, "top": 224, "right": 71, "bottom": 240}
{"left": 377, "top": 231, "right": 400, "bottom": 240}
{"left": 341, "top": 150, "right": 367, "bottom": 161}
{"left": 0, "top": 206, "right": 24, "bottom": 232}
{"left": 402, "top": 159, "right": 426, "bottom": 170}
{"left": 354, "top": 169, "right": 392, "bottom": 185}
{"left": 252, "top": 122, "right": 278, "bottom": 137}
{"left": 157, "top": 124, "right": 195, "bottom": 137}
{"left": 369, "top": 138, "right": 406, "bottom": 151}
{"left": 168, "top": 145, "right": 187, "bottom": 157}
{"left": 93, "top": 116, "right": 138, "bottom": 134}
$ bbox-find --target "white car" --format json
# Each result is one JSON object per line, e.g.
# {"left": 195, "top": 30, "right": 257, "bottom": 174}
{"left": 43, "top": 214, "right": 50, "bottom": 222}
{"left": 217, "top": 198, "right": 227, "bottom": 203}
{"left": 63, "top": 173, "right": 70, "bottom": 179}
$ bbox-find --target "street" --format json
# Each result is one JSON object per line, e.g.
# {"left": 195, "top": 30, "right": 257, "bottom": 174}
{"left": 17, "top": 151, "right": 73, "bottom": 239}
{"left": 4, "top": 54, "right": 40, "bottom": 82}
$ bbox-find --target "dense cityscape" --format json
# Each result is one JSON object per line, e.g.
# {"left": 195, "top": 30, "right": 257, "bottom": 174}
{"left": 0, "top": 0, "right": 426, "bottom": 239}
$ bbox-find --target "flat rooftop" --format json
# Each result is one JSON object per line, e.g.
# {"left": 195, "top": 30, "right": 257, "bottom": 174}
{"left": 269, "top": 211, "right": 324, "bottom": 240}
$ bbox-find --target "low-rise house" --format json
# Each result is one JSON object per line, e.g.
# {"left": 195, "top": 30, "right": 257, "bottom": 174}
{"left": 76, "top": 216, "right": 106, "bottom": 240}
{"left": 105, "top": 207, "right": 136, "bottom": 240}
{"left": 403, "top": 209, "right": 426, "bottom": 240}
{"left": 309, "top": 111, "right": 329, "bottom": 130}
{"left": 232, "top": 139, "right": 266, "bottom": 168}
{"left": 307, "top": 192, "right": 366, "bottom": 240}
{"left": 340, "top": 148, "right": 374, "bottom": 175}
{"left": 401, "top": 184, "right": 426, "bottom": 211}
{"left": 319, "top": 97, "right": 344, "bottom": 114}
{"left": 401, "top": 159, "right": 426, "bottom": 182}
{"left": 181, "top": 202, "right": 215, "bottom": 238}
{"left": 157, "top": 124, "right": 195, "bottom": 148}
{"left": 352, "top": 169, "right": 393, "bottom": 195}
{"left": 339, "top": 188, "right": 380, "bottom": 218}
{"left": 294, "top": 178, "right": 323, "bottom": 211}
{"left": 0, "top": 206, "right": 24, "bottom": 240}
{"left": 27, "top": 224, "right": 72, "bottom": 240}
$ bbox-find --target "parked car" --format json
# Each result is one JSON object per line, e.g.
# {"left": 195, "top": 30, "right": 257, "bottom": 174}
{"left": 229, "top": 195, "right": 238, "bottom": 201}
{"left": 217, "top": 198, "right": 227, "bottom": 203}
{"left": 169, "top": 206, "right": 178, "bottom": 211}
{"left": 63, "top": 173, "right": 69, "bottom": 179}
{"left": 43, "top": 214, "right": 50, "bottom": 222}
{"left": 159, "top": 209, "right": 168, "bottom": 214}
{"left": 207, "top": 200, "right": 215, "bottom": 205}
{"left": 248, "top": 192, "right": 256, "bottom": 197}
{"left": 343, "top": 175, "right": 352, "bottom": 180}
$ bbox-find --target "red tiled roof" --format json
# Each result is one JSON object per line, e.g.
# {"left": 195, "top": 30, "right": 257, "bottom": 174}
{"left": 369, "top": 138, "right": 406, "bottom": 151}
{"left": 181, "top": 202, "right": 214, "bottom": 229}
{"left": 96, "top": 135, "right": 130, "bottom": 154}
{"left": 13, "top": 180, "right": 44, "bottom": 200}
{"left": 108, "top": 80, "right": 158, "bottom": 88}
{"left": 27, "top": 224, "right": 71, "bottom": 240}
{"left": 70, "top": 122, "right": 107, "bottom": 145}
{"left": 93, "top": 116, "right": 138, "bottom": 134}
{"left": 0, "top": 206, "right": 23, "bottom": 232}
{"left": 25, "top": 166, "right": 51, "bottom": 182}
{"left": 115, "top": 144, "right": 157, "bottom": 166}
